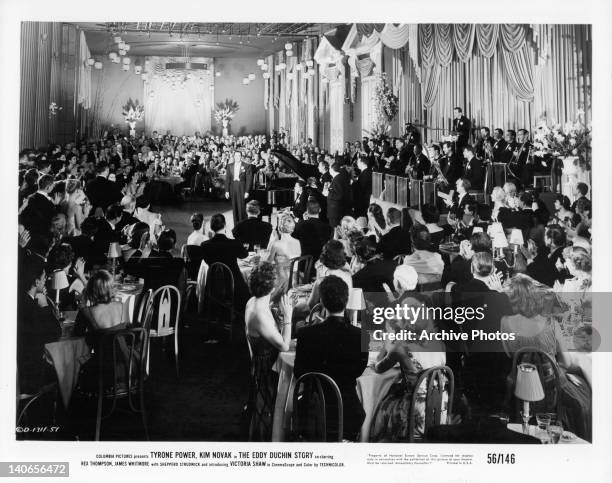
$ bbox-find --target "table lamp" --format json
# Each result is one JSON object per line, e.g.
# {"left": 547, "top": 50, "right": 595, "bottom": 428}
{"left": 346, "top": 287, "right": 366, "bottom": 326}
{"left": 50, "top": 270, "right": 69, "bottom": 308}
{"left": 514, "top": 363, "right": 545, "bottom": 434}
{"left": 107, "top": 242, "right": 122, "bottom": 277}
{"left": 487, "top": 222, "right": 504, "bottom": 237}
{"left": 492, "top": 232, "right": 509, "bottom": 260}
{"left": 509, "top": 229, "right": 524, "bottom": 254}
{"left": 472, "top": 226, "right": 484, "bottom": 234}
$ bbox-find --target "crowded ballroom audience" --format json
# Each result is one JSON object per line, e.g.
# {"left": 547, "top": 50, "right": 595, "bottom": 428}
{"left": 17, "top": 113, "right": 592, "bottom": 443}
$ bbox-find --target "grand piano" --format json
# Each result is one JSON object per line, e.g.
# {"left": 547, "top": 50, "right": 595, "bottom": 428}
{"left": 249, "top": 148, "right": 320, "bottom": 216}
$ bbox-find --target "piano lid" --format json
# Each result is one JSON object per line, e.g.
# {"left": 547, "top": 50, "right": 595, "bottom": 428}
{"left": 271, "top": 148, "right": 320, "bottom": 181}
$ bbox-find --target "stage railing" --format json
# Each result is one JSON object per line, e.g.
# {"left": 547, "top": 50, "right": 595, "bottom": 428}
{"left": 372, "top": 172, "right": 437, "bottom": 210}
{"left": 372, "top": 172, "right": 384, "bottom": 199}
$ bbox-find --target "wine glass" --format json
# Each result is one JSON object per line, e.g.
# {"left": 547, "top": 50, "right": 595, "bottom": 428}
{"left": 547, "top": 421, "right": 564, "bottom": 444}
{"left": 536, "top": 413, "right": 551, "bottom": 431}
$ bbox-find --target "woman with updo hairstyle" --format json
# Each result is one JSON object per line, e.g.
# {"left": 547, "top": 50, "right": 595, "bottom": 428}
{"left": 366, "top": 203, "right": 388, "bottom": 241}
{"left": 553, "top": 194, "right": 574, "bottom": 224}
{"left": 559, "top": 246, "right": 592, "bottom": 293}
{"left": 244, "top": 262, "right": 293, "bottom": 441}
{"left": 491, "top": 186, "right": 511, "bottom": 223}
{"left": 61, "top": 178, "right": 91, "bottom": 236}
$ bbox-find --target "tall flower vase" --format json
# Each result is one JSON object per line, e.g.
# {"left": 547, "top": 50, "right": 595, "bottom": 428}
{"left": 222, "top": 119, "right": 229, "bottom": 137}
{"left": 128, "top": 121, "right": 136, "bottom": 137}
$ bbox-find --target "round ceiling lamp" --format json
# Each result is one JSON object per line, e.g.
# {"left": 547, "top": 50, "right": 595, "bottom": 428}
{"left": 286, "top": 50, "right": 293, "bottom": 57}
{"left": 215, "top": 71, "right": 222, "bottom": 77}
{"left": 134, "top": 65, "right": 142, "bottom": 74}
{"left": 87, "top": 58, "right": 95, "bottom": 66}
{"left": 122, "top": 57, "right": 131, "bottom": 65}
{"left": 295, "top": 63, "right": 302, "bottom": 70}
{"left": 121, "top": 64, "right": 130, "bottom": 71}
{"left": 306, "top": 59, "right": 314, "bottom": 68}
{"left": 248, "top": 73, "right": 256, "bottom": 81}
{"left": 114, "top": 36, "right": 122, "bottom": 43}
{"left": 94, "top": 61, "right": 103, "bottom": 70}
{"left": 285, "top": 42, "right": 292, "bottom": 50}
{"left": 278, "top": 62, "right": 286, "bottom": 70}
{"left": 256, "top": 58, "right": 264, "bottom": 66}
{"left": 109, "top": 52, "right": 117, "bottom": 60}
{"left": 118, "top": 42, "right": 126, "bottom": 50}
{"left": 119, "top": 49, "right": 127, "bottom": 56}
{"left": 263, "top": 72, "right": 271, "bottom": 79}
{"left": 124, "top": 44, "right": 131, "bottom": 52}
{"left": 242, "top": 77, "right": 249, "bottom": 85}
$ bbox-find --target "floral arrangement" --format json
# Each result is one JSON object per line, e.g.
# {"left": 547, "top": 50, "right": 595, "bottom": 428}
{"left": 48, "top": 102, "right": 62, "bottom": 117}
{"left": 373, "top": 73, "right": 399, "bottom": 123}
{"left": 214, "top": 98, "right": 240, "bottom": 124}
{"left": 367, "top": 73, "right": 399, "bottom": 141}
{"left": 121, "top": 98, "right": 145, "bottom": 123}
{"left": 533, "top": 109, "right": 591, "bottom": 163}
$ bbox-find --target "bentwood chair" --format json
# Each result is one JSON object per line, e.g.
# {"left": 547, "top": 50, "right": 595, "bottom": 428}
{"left": 408, "top": 365, "right": 455, "bottom": 442}
{"left": 142, "top": 285, "right": 182, "bottom": 377}
{"left": 287, "top": 255, "right": 314, "bottom": 291}
{"left": 204, "top": 262, "right": 236, "bottom": 343}
{"left": 127, "top": 288, "right": 152, "bottom": 327}
{"left": 16, "top": 370, "right": 58, "bottom": 430}
{"left": 291, "top": 372, "right": 344, "bottom": 442}
{"left": 93, "top": 327, "right": 149, "bottom": 441}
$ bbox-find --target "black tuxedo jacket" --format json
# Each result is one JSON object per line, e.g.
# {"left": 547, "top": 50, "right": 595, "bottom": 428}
{"left": 115, "top": 211, "right": 139, "bottom": 236}
{"left": 200, "top": 234, "right": 249, "bottom": 304}
{"left": 352, "top": 258, "right": 397, "bottom": 292}
{"left": 353, "top": 168, "right": 372, "bottom": 217}
{"left": 92, "top": 219, "right": 121, "bottom": 265}
{"left": 327, "top": 169, "right": 352, "bottom": 224}
{"left": 408, "top": 153, "right": 431, "bottom": 180}
{"left": 453, "top": 115, "right": 471, "bottom": 144}
{"left": 450, "top": 192, "right": 475, "bottom": 218}
{"left": 21, "top": 192, "right": 56, "bottom": 233}
{"left": 442, "top": 153, "right": 464, "bottom": 187}
{"left": 379, "top": 225, "right": 412, "bottom": 259}
{"left": 294, "top": 316, "right": 368, "bottom": 439}
{"left": 292, "top": 190, "right": 310, "bottom": 220}
{"left": 499, "top": 141, "right": 517, "bottom": 164}
{"left": 293, "top": 217, "right": 333, "bottom": 262}
{"left": 464, "top": 157, "right": 484, "bottom": 190}
{"left": 232, "top": 217, "right": 273, "bottom": 251}
{"left": 492, "top": 138, "right": 508, "bottom": 163}
{"left": 85, "top": 176, "right": 123, "bottom": 213}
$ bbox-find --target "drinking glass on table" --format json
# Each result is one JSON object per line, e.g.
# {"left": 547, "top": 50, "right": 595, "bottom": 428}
{"left": 547, "top": 421, "right": 564, "bottom": 444}
{"left": 536, "top": 413, "right": 551, "bottom": 431}
{"left": 254, "top": 244, "right": 261, "bottom": 254}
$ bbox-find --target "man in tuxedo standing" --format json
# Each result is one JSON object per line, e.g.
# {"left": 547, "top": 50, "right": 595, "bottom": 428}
{"left": 491, "top": 128, "right": 508, "bottom": 163}
{"left": 326, "top": 162, "right": 352, "bottom": 228}
{"left": 462, "top": 146, "right": 485, "bottom": 190}
{"left": 225, "top": 151, "right": 253, "bottom": 226}
{"left": 353, "top": 157, "right": 372, "bottom": 218}
{"left": 20, "top": 174, "right": 61, "bottom": 236}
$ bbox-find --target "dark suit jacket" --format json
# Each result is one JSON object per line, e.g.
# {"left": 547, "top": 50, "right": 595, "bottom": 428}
{"left": 464, "top": 157, "right": 484, "bottom": 190}
{"left": 450, "top": 192, "right": 475, "bottom": 218}
{"left": 442, "top": 153, "right": 463, "bottom": 187}
{"left": 352, "top": 259, "right": 397, "bottom": 292}
{"left": 115, "top": 211, "right": 139, "bottom": 237}
{"left": 353, "top": 168, "right": 372, "bottom": 217}
{"left": 408, "top": 153, "right": 431, "bottom": 180}
{"left": 85, "top": 176, "right": 123, "bottom": 213}
{"left": 294, "top": 316, "right": 368, "bottom": 440}
{"left": 327, "top": 169, "right": 352, "bottom": 224}
{"left": 379, "top": 225, "right": 412, "bottom": 259}
{"left": 200, "top": 234, "right": 249, "bottom": 305}
{"left": 453, "top": 115, "right": 471, "bottom": 145}
{"left": 17, "top": 293, "right": 61, "bottom": 393}
{"left": 232, "top": 217, "right": 273, "bottom": 252}
{"left": 292, "top": 190, "right": 309, "bottom": 220}
{"left": 92, "top": 219, "right": 121, "bottom": 265}
{"left": 293, "top": 217, "right": 333, "bottom": 262}
{"left": 21, "top": 192, "right": 56, "bottom": 234}
{"left": 492, "top": 138, "right": 508, "bottom": 163}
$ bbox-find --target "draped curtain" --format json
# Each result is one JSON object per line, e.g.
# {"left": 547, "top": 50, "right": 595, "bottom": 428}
{"left": 77, "top": 30, "right": 92, "bottom": 109}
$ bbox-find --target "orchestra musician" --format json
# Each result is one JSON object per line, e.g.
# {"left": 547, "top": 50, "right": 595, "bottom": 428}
{"left": 500, "top": 130, "right": 518, "bottom": 165}
{"left": 394, "top": 137, "right": 411, "bottom": 175}
{"left": 491, "top": 128, "right": 508, "bottom": 163}
{"left": 441, "top": 141, "right": 463, "bottom": 188}
{"left": 473, "top": 127, "right": 494, "bottom": 161}
{"left": 505, "top": 129, "right": 532, "bottom": 187}
{"left": 462, "top": 146, "right": 485, "bottom": 190}
{"left": 452, "top": 107, "right": 471, "bottom": 153}
{"left": 406, "top": 144, "right": 431, "bottom": 180}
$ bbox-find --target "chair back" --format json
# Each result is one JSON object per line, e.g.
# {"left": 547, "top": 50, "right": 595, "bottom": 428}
{"left": 408, "top": 365, "right": 454, "bottom": 442}
{"left": 142, "top": 285, "right": 181, "bottom": 338}
{"left": 204, "top": 262, "right": 235, "bottom": 309}
{"left": 94, "top": 327, "right": 149, "bottom": 440}
{"left": 287, "top": 255, "right": 314, "bottom": 290}
{"left": 131, "top": 289, "right": 152, "bottom": 326}
{"left": 506, "top": 346, "right": 562, "bottom": 417}
{"left": 291, "top": 372, "right": 343, "bottom": 442}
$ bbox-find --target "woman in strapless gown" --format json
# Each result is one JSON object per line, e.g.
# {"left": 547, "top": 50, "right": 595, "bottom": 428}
{"left": 244, "top": 262, "right": 293, "bottom": 441}
{"left": 267, "top": 214, "right": 301, "bottom": 302}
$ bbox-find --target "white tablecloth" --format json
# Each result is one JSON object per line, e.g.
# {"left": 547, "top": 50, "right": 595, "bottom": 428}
{"left": 507, "top": 423, "right": 587, "bottom": 444}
